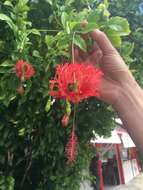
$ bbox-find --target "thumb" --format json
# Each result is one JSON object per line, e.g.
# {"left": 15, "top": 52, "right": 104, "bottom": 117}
{"left": 99, "top": 77, "right": 120, "bottom": 105}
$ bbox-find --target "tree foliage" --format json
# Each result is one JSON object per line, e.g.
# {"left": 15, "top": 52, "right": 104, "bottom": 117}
{"left": 110, "top": 0, "right": 143, "bottom": 86}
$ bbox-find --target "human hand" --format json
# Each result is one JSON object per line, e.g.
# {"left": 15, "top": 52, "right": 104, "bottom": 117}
{"left": 75, "top": 29, "right": 137, "bottom": 106}
{"left": 75, "top": 29, "right": 143, "bottom": 153}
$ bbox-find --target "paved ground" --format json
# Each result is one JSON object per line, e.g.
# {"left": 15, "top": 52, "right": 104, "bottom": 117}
{"left": 104, "top": 173, "right": 143, "bottom": 190}
{"left": 104, "top": 186, "right": 120, "bottom": 190}
{"left": 81, "top": 173, "right": 143, "bottom": 190}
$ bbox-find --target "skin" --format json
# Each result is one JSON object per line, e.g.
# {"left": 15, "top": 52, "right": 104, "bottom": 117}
{"left": 75, "top": 29, "right": 143, "bottom": 153}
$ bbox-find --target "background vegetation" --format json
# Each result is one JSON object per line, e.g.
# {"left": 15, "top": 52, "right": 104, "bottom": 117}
{"left": 0, "top": 0, "right": 142, "bottom": 189}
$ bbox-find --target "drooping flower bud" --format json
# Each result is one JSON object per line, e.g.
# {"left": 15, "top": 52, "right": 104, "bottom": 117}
{"left": 61, "top": 114, "right": 69, "bottom": 127}
{"left": 17, "top": 86, "right": 24, "bottom": 95}
{"left": 80, "top": 20, "right": 88, "bottom": 28}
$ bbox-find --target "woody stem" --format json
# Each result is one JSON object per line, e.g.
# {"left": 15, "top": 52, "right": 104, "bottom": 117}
{"left": 72, "top": 32, "right": 76, "bottom": 64}
{"left": 72, "top": 104, "right": 77, "bottom": 130}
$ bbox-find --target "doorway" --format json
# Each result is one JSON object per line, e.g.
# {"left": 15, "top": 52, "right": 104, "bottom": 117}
{"left": 101, "top": 145, "right": 120, "bottom": 189}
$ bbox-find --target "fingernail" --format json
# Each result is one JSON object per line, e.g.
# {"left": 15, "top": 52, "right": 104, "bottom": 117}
{"left": 95, "top": 29, "right": 101, "bottom": 33}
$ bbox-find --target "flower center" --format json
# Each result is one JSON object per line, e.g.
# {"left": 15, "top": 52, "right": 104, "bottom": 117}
{"left": 22, "top": 64, "right": 28, "bottom": 73}
{"left": 53, "top": 82, "right": 59, "bottom": 91}
{"left": 68, "top": 83, "right": 78, "bottom": 92}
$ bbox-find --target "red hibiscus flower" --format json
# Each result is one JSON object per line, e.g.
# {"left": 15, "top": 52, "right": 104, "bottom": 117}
{"left": 49, "top": 63, "right": 103, "bottom": 103}
{"left": 15, "top": 59, "right": 35, "bottom": 81}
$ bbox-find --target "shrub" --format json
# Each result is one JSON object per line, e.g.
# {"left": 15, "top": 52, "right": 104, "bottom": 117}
{"left": 0, "top": 0, "right": 133, "bottom": 189}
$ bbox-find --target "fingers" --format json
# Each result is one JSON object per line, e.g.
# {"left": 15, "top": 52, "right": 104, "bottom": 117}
{"left": 74, "top": 47, "right": 83, "bottom": 63}
{"left": 74, "top": 46, "right": 90, "bottom": 63}
{"left": 91, "top": 29, "right": 117, "bottom": 55}
{"left": 85, "top": 49, "right": 102, "bottom": 66}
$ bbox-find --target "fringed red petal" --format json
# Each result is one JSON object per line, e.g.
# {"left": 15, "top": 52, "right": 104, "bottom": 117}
{"left": 49, "top": 63, "right": 103, "bottom": 103}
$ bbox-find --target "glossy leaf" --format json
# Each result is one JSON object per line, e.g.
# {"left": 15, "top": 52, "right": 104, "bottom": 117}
{"left": 108, "top": 16, "right": 131, "bottom": 36}
{"left": 74, "top": 35, "right": 87, "bottom": 52}
{"left": 45, "top": 0, "right": 53, "bottom": 5}
{"left": 105, "top": 28, "right": 122, "bottom": 47}
{"left": 121, "top": 42, "right": 134, "bottom": 56}
{"left": 0, "top": 13, "right": 16, "bottom": 31}
{"left": 4, "top": 1, "right": 13, "bottom": 7}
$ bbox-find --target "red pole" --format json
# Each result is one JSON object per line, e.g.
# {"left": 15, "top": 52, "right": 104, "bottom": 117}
{"left": 98, "top": 158, "right": 104, "bottom": 190}
{"left": 134, "top": 148, "right": 142, "bottom": 172}
{"left": 114, "top": 144, "right": 125, "bottom": 184}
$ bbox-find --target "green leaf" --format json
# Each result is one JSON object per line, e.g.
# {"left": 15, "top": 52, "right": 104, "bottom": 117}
{"left": 61, "top": 12, "right": 70, "bottom": 34}
{"left": 80, "top": 23, "right": 99, "bottom": 33}
{"left": 108, "top": 17, "right": 131, "bottom": 36}
{"left": 87, "top": 10, "right": 100, "bottom": 27}
{"left": 120, "top": 42, "right": 134, "bottom": 63}
{"left": 0, "top": 176, "right": 14, "bottom": 190}
{"left": 98, "top": 3, "right": 110, "bottom": 18}
{"left": 65, "top": 22, "right": 70, "bottom": 34}
{"left": 104, "top": 0, "right": 109, "bottom": 7}
{"left": 15, "top": 0, "right": 29, "bottom": 13}
{"left": 50, "top": 176, "right": 56, "bottom": 181}
{"left": 65, "top": 0, "right": 74, "bottom": 5}
{"left": 0, "top": 41, "right": 5, "bottom": 52}
{"left": 28, "top": 29, "right": 41, "bottom": 36}
{"left": 121, "top": 42, "right": 134, "bottom": 57}
{"left": 74, "top": 35, "right": 87, "bottom": 52}
{"left": 18, "top": 128, "right": 26, "bottom": 136}
{"left": 4, "top": 1, "right": 13, "bottom": 7}
{"left": 105, "top": 29, "right": 122, "bottom": 47}
{"left": 69, "top": 21, "right": 78, "bottom": 30}
{"left": 0, "top": 13, "right": 16, "bottom": 31}
{"left": 45, "top": 35, "right": 54, "bottom": 47}
{"left": 61, "top": 12, "right": 68, "bottom": 29}
{"left": 32, "top": 50, "right": 41, "bottom": 58}
{"left": 0, "top": 60, "right": 13, "bottom": 67}
{"left": 45, "top": 0, "right": 53, "bottom": 5}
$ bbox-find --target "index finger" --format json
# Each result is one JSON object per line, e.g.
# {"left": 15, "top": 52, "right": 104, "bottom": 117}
{"left": 91, "top": 29, "right": 117, "bottom": 55}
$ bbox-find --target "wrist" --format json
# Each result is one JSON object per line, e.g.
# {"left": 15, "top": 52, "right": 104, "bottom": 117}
{"left": 113, "top": 81, "right": 143, "bottom": 113}
{"left": 113, "top": 80, "right": 143, "bottom": 152}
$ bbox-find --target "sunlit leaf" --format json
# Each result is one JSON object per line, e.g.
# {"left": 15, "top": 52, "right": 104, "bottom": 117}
{"left": 74, "top": 35, "right": 87, "bottom": 52}
{"left": 108, "top": 17, "right": 131, "bottom": 36}
{"left": 105, "top": 28, "right": 122, "bottom": 47}
{"left": 4, "top": 1, "right": 13, "bottom": 7}
{"left": 0, "top": 13, "right": 16, "bottom": 31}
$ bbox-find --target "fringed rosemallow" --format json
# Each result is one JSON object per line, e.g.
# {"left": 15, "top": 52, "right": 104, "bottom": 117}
{"left": 61, "top": 114, "right": 69, "bottom": 127}
{"left": 15, "top": 59, "right": 35, "bottom": 81}
{"left": 49, "top": 63, "right": 103, "bottom": 164}
{"left": 49, "top": 63, "right": 103, "bottom": 103}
